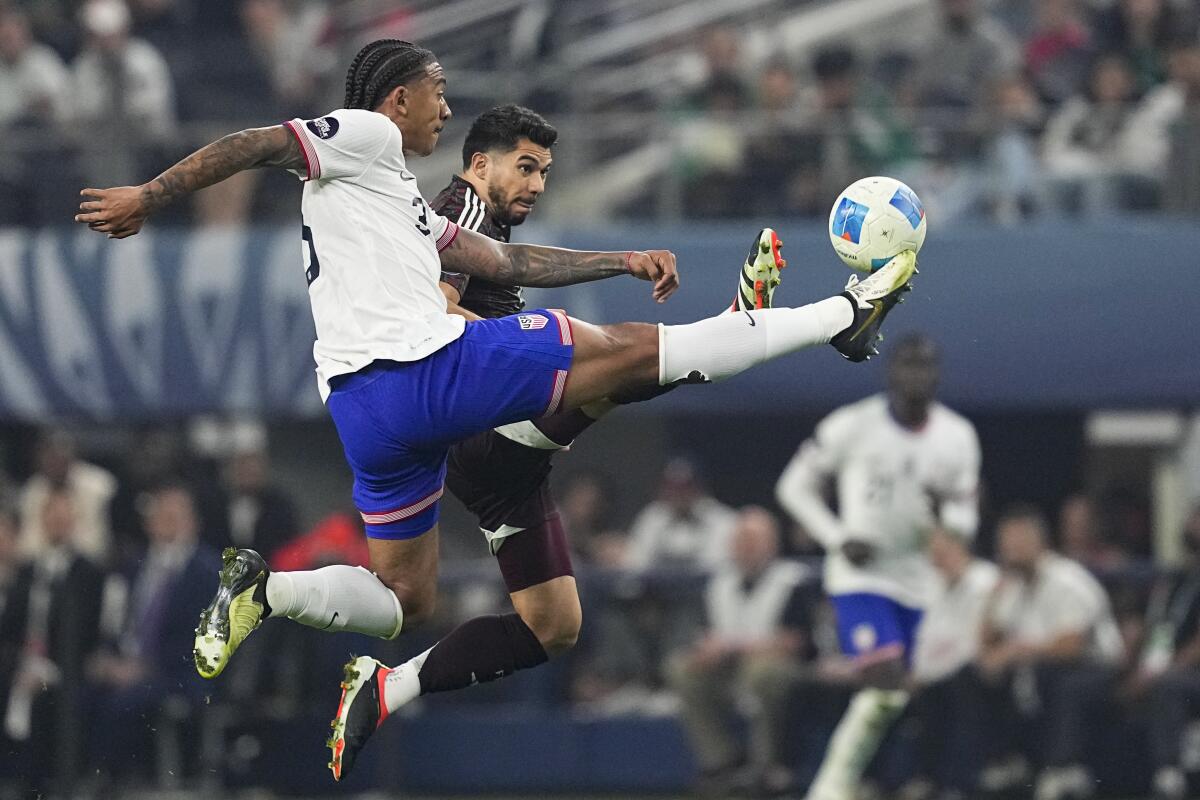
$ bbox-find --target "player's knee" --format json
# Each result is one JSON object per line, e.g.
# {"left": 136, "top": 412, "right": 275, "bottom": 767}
{"left": 606, "top": 322, "right": 660, "bottom": 382}
{"left": 522, "top": 602, "right": 582, "bottom": 657}
{"left": 377, "top": 571, "right": 438, "bottom": 628}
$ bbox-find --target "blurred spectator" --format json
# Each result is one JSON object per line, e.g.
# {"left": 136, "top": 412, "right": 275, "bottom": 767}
{"left": 1093, "top": 0, "right": 1196, "bottom": 94}
{"left": 1161, "top": 39, "right": 1200, "bottom": 214}
{"left": 915, "top": 0, "right": 1022, "bottom": 111}
{"left": 624, "top": 458, "right": 735, "bottom": 572}
{"left": 784, "top": 46, "right": 918, "bottom": 216}
{"left": 19, "top": 430, "right": 117, "bottom": 565}
{"left": 903, "top": 528, "right": 1000, "bottom": 798}
{"left": 0, "top": 488, "right": 105, "bottom": 795}
{"left": 676, "top": 72, "right": 750, "bottom": 218}
{"left": 1042, "top": 54, "right": 1162, "bottom": 213}
{"left": 1056, "top": 493, "right": 1130, "bottom": 570}
{"left": 982, "top": 73, "right": 1046, "bottom": 222}
{"left": 213, "top": 439, "right": 299, "bottom": 560}
{"left": 0, "top": 5, "right": 75, "bottom": 225}
{"left": 88, "top": 481, "right": 220, "bottom": 783}
{"left": 557, "top": 472, "right": 626, "bottom": 568}
{"left": 666, "top": 507, "right": 816, "bottom": 796}
{"left": 239, "top": 0, "right": 333, "bottom": 114}
{"left": 1024, "top": 0, "right": 1094, "bottom": 107}
{"left": 976, "top": 504, "right": 1123, "bottom": 800}
{"left": 0, "top": 506, "right": 20, "bottom": 788}
{"left": 71, "top": 0, "right": 175, "bottom": 187}
{"left": 1120, "top": 505, "right": 1200, "bottom": 800}
{"left": 108, "top": 427, "right": 189, "bottom": 559}
{"left": 0, "top": 6, "right": 68, "bottom": 128}
{"left": 681, "top": 24, "right": 750, "bottom": 104}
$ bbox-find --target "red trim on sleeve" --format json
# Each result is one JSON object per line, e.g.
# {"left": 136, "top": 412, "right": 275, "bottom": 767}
{"left": 435, "top": 220, "right": 459, "bottom": 252}
{"left": 283, "top": 120, "right": 321, "bottom": 181}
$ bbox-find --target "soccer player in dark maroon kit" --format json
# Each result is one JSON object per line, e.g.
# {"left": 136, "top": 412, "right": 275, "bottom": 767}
{"left": 415, "top": 103, "right": 790, "bottom": 727}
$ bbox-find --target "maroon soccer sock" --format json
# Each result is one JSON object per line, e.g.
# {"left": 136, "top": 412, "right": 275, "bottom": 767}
{"left": 531, "top": 409, "right": 597, "bottom": 447}
{"left": 417, "top": 613, "right": 548, "bottom": 694}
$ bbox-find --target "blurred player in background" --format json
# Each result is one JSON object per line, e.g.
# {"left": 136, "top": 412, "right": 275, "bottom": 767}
{"left": 74, "top": 39, "right": 920, "bottom": 780}
{"left": 777, "top": 334, "right": 979, "bottom": 800}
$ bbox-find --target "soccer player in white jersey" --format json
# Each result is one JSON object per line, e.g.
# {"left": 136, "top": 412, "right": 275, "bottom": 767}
{"left": 75, "top": 39, "right": 919, "bottom": 780}
{"left": 776, "top": 334, "right": 980, "bottom": 800}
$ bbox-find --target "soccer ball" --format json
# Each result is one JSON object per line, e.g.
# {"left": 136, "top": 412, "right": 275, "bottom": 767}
{"left": 828, "top": 176, "right": 927, "bottom": 272}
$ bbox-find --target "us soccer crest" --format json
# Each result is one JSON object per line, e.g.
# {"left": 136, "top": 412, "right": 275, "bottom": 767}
{"left": 517, "top": 313, "right": 549, "bottom": 331}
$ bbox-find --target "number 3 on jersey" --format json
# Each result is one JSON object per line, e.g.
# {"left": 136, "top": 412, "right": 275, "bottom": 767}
{"left": 302, "top": 224, "right": 320, "bottom": 285}
{"left": 412, "top": 197, "right": 431, "bottom": 236}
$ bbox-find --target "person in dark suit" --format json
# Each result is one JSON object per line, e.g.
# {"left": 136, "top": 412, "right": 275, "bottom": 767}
{"left": 211, "top": 443, "right": 299, "bottom": 561}
{"left": 88, "top": 479, "right": 221, "bottom": 783}
{"left": 0, "top": 488, "right": 105, "bottom": 797}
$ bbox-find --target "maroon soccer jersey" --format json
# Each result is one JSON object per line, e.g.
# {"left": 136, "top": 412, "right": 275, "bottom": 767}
{"left": 430, "top": 175, "right": 524, "bottom": 318}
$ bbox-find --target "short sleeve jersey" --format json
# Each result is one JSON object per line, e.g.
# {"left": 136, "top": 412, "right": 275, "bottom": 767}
{"left": 795, "top": 394, "right": 981, "bottom": 607}
{"left": 284, "top": 109, "right": 464, "bottom": 399}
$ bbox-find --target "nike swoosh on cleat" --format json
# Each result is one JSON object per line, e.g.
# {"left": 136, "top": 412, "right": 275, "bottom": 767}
{"left": 322, "top": 611, "right": 340, "bottom": 630}
{"left": 743, "top": 311, "right": 756, "bottom": 327}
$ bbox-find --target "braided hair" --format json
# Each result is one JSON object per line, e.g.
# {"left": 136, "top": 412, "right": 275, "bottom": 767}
{"left": 344, "top": 39, "right": 437, "bottom": 111}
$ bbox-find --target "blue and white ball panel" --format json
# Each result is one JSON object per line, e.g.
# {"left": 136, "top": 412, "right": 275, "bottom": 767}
{"left": 831, "top": 196, "right": 868, "bottom": 245}
{"left": 889, "top": 185, "right": 926, "bottom": 230}
{"left": 326, "top": 309, "right": 575, "bottom": 539}
{"left": 830, "top": 592, "right": 923, "bottom": 667}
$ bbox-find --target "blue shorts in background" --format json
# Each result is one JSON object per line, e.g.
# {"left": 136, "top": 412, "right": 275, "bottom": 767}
{"left": 830, "top": 593, "right": 923, "bottom": 667}
{"left": 326, "top": 309, "right": 574, "bottom": 540}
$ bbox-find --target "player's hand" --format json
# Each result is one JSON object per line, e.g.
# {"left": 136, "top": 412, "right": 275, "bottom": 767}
{"left": 841, "top": 539, "right": 876, "bottom": 566}
{"left": 75, "top": 186, "right": 150, "bottom": 239}
{"left": 626, "top": 250, "right": 679, "bottom": 303}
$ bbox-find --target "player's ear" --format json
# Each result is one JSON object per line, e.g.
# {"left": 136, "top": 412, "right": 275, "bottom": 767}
{"left": 468, "top": 151, "right": 489, "bottom": 181}
{"left": 383, "top": 84, "right": 408, "bottom": 115}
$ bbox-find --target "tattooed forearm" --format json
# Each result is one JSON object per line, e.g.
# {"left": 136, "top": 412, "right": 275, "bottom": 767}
{"left": 440, "top": 227, "right": 627, "bottom": 288}
{"left": 140, "top": 126, "right": 305, "bottom": 212}
{"left": 505, "top": 244, "right": 628, "bottom": 287}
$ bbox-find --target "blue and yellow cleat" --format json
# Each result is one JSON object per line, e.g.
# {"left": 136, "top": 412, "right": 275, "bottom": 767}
{"left": 831, "top": 250, "right": 918, "bottom": 362}
{"left": 732, "top": 227, "right": 786, "bottom": 312}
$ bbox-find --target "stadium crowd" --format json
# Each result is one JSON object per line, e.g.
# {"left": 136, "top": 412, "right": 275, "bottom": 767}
{"left": 3, "top": 0, "right": 1200, "bottom": 226}
{"left": 0, "top": 414, "right": 1192, "bottom": 799}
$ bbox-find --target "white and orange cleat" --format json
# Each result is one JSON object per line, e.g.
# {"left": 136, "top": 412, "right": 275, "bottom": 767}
{"left": 731, "top": 227, "right": 786, "bottom": 312}
{"left": 327, "top": 655, "right": 389, "bottom": 782}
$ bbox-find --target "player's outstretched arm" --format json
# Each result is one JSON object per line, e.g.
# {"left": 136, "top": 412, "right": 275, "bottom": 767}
{"left": 75, "top": 125, "right": 306, "bottom": 239}
{"left": 440, "top": 226, "right": 680, "bottom": 303}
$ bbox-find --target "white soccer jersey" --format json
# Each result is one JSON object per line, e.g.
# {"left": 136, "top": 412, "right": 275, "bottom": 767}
{"left": 776, "top": 394, "right": 981, "bottom": 608}
{"left": 284, "top": 109, "right": 465, "bottom": 399}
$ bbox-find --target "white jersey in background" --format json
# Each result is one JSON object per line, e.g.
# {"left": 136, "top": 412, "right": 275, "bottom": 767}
{"left": 776, "top": 394, "right": 981, "bottom": 608}
{"left": 284, "top": 108, "right": 465, "bottom": 399}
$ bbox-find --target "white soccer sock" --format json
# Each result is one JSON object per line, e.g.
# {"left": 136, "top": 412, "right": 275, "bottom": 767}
{"left": 265, "top": 565, "right": 404, "bottom": 639}
{"left": 805, "top": 688, "right": 909, "bottom": 800}
{"left": 381, "top": 646, "right": 432, "bottom": 715}
{"left": 658, "top": 297, "right": 853, "bottom": 385}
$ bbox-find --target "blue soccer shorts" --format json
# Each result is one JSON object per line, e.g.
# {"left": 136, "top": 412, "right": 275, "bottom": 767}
{"left": 326, "top": 309, "right": 574, "bottom": 540}
{"left": 830, "top": 592, "right": 923, "bottom": 668}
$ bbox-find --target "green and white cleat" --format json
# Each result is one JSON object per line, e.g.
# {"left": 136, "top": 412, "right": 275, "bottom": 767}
{"left": 731, "top": 227, "right": 786, "bottom": 312}
{"left": 193, "top": 547, "right": 271, "bottom": 679}
{"left": 831, "top": 250, "right": 918, "bottom": 362}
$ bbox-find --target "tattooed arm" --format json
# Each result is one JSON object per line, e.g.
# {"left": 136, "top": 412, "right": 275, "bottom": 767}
{"left": 74, "top": 125, "right": 305, "bottom": 239}
{"left": 440, "top": 225, "right": 681, "bottom": 303}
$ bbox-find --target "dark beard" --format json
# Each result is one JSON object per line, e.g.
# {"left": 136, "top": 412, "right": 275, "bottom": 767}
{"left": 487, "top": 183, "right": 524, "bottom": 226}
